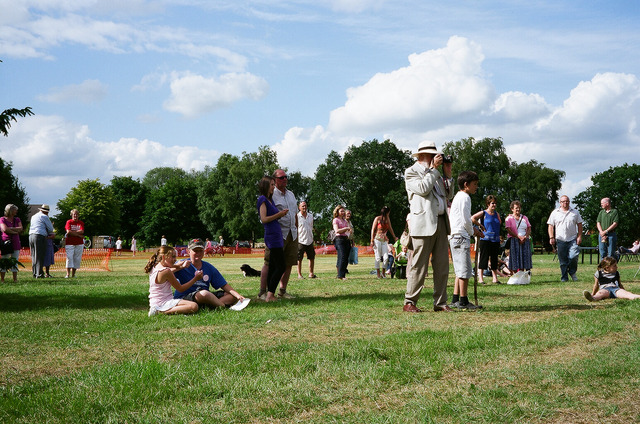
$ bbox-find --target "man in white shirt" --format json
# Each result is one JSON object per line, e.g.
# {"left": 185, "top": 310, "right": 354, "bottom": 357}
{"left": 28, "top": 204, "right": 54, "bottom": 278}
{"left": 547, "top": 195, "right": 583, "bottom": 282}
{"left": 296, "top": 201, "right": 317, "bottom": 279}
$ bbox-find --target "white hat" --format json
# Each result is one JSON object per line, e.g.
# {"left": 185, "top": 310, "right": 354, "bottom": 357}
{"left": 412, "top": 140, "right": 442, "bottom": 157}
{"left": 39, "top": 204, "right": 50, "bottom": 212}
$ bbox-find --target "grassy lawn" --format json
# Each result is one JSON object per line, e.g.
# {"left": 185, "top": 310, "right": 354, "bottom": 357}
{"left": 1, "top": 252, "right": 639, "bottom": 423}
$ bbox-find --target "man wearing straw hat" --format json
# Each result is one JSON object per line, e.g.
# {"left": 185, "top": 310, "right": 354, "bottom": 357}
{"left": 403, "top": 141, "right": 454, "bottom": 312}
{"left": 28, "top": 204, "right": 55, "bottom": 278}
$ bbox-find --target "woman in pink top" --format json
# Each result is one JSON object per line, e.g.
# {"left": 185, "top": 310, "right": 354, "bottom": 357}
{"left": 505, "top": 201, "right": 532, "bottom": 272}
{"left": 332, "top": 205, "right": 351, "bottom": 280}
{"left": 1, "top": 204, "right": 23, "bottom": 282}
{"left": 145, "top": 245, "right": 202, "bottom": 317}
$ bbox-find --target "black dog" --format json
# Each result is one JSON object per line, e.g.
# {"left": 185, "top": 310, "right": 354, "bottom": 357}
{"left": 240, "top": 264, "right": 261, "bottom": 277}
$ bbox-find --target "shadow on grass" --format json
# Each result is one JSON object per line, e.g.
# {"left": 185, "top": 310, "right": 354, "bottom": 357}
{"left": 496, "top": 303, "right": 602, "bottom": 312}
{"left": 0, "top": 293, "right": 147, "bottom": 312}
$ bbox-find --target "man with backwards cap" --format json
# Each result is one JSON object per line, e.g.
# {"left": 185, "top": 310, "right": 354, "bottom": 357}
{"left": 173, "top": 238, "right": 245, "bottom": 309}
{"left": 403, "top": 141, "right": 454, "bottom": 312}
{"left": 28, "top": 204, "right": 55, "bottom": 278}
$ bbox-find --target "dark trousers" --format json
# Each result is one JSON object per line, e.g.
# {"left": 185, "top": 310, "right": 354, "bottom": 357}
{"left": 335, "top": 237, "right": 350, "bottom": 278}
{"left": 266, "top": 247, "right": 285, "bottom": 294}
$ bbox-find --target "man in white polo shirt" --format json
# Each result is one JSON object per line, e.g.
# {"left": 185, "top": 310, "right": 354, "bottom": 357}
{"left": 547, "top": 195, "right": 583, "bottom": 282}
{"left": 296, "top": 201, "right": 317, "bottom": 279}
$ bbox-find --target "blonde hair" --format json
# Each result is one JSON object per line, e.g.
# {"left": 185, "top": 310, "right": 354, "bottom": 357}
{"left": 4, "top": 204, "right": 17, "bottom": 217}
{"left": 597, "top": 256, "right": 617, "bottom": 272}
{"left": 144, "top": 246, "right": 175, "bottom": 273}
{"left": 333, "top": 205, "right": 345, "bottom": 218}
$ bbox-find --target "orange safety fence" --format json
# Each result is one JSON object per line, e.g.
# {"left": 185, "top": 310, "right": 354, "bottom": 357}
{"left": 18, "top": 248, "right": 113, "bottom": 272}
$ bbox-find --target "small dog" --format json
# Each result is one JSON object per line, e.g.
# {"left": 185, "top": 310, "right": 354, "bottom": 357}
{"left": 240, "top": 264, "right": 261, "bottom": 277}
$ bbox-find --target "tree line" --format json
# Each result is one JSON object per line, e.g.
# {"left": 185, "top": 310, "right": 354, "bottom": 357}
{"left": 2, "top": 138, "right": 638, "bottom": 248}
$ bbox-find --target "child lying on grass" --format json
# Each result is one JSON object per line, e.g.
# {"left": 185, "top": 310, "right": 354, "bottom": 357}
{"left": 584, "top": 256, "right": 640, "bottom": 302}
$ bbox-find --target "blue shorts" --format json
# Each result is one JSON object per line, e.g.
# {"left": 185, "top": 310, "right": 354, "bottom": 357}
{"left": 603, "top": 286, "right": 620, "bottom": 298}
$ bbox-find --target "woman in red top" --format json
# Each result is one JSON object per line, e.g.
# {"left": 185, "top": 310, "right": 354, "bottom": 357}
{"left": 370, "top": 206, "right": 397, "bottom": 278}
{"left": 65, "top": 209, "right": 85, "bottom": 278}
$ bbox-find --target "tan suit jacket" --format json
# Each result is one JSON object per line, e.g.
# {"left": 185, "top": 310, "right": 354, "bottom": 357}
{"left": 404, "top": 162, "right": 453, "bottom": 236}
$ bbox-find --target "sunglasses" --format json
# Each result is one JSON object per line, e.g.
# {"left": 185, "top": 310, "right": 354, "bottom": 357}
{"left": 276, "top": 175, "right": 288, "bottom": 180}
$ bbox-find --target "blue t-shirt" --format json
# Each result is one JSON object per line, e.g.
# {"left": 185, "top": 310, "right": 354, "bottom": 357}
{"left": 173, "top": 260, "right": 228, "bottom": 299}
{"left": 481, "top": 211, "right": 501, "bottom": 243}
{"left": 257, "top": 195, "right": 284, "bottom": 249}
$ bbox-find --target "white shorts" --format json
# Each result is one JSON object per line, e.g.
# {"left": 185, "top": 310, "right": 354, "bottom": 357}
{"left": 449, "top": 235, "right": 473, "bottom": 279}
{"left": 149, "top": 298, "right": 182, "bottom": 316}
{"left": 65, "top": 244, "right": 84, "bottom": 269}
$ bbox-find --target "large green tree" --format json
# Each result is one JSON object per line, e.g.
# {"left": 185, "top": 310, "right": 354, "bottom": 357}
{"left": 442, "top": 137, "right": 564, "bottom": 245}
{"left": 109, "top": 176, "right": 149, "bottom": 241}
{"left": 142, "top": 167, "right": 188, "bottom": 191}
{"left": 442, "top": 137, "right": 511, "bottom": 215}
{"left": 54, "top": 179, "right": 119, "bottom": 237}
{"left": 197, "top": 147, "right": 279, "bottom": 243}
{"left": 573, "top": 163, "right": 640, "bottom": 246}
{"left": 308, "top": 139, "right": 413, "bottom": 243}
{"left": 139, "top": 170, "right": 206, "bottom": 246}
{"left": 0, "top": 157, "right": 30, "bottom": 224}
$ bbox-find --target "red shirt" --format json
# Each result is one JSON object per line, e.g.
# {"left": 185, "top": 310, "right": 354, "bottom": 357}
{"left": 65, "top": 219, "right": 85, "bottom": 245}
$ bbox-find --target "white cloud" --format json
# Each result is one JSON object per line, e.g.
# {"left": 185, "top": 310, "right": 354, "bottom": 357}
{"left": 1, "top": 114, "right": 221, "bottom": 208}
{"left": 328, "top": 36, "right": 494, "bottom": 134}
{"left": 488, "top": 91, "right": 550, "bottom": 124}
{"left": 536, "top": 72, "right": 640, "bottom": 140}
{"left": 276, "top": 41, "right": 640, "bottom": 201}
{"left": 163, "top": 71, "right": 269, "bottom": 118}
{"left": 38, "top": 79, "right": 108, "bottom": 104}
{"left": 0, "top": 7, "right": 250, "bottom": 71}
{"left": 272, "top": 125, "right": 356, "bottom": 175}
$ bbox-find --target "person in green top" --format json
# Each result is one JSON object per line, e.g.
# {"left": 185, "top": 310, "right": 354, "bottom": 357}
{"left": 597, "top": 197, "right": 619, "bottom": 259}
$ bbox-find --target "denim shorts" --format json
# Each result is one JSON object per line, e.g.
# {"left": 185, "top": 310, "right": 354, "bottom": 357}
{"left": 603, "top": 286, "right": 620, "bottom": 298}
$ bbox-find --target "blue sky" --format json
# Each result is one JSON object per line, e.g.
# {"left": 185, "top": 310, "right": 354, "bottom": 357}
{"left": 2, "top": 0, "right": 639, "bottom": 211}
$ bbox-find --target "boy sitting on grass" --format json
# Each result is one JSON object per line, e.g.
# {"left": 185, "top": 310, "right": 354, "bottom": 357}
{"left": 584, "top": 256, "right": 640, "bottom": 301}
{"left": 448, "top": 170, "right": 484, "bottom": 310}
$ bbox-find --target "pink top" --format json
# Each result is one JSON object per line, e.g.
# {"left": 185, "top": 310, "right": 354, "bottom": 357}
{"left": 0, "top": 216, "right": 22, "bottom": 250}
{"left": 333, "top": 217, "right": 351, "bottom": 237}
{"left": 148, "top": 264, "right": 173, "bottom": 308}
{"left": 505, "top": 214, "right": 531, "bottom": 238}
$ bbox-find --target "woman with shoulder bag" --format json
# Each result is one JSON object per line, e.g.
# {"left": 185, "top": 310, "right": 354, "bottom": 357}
{"left": 1, "top": 204, "right": 23, "bottom": 282}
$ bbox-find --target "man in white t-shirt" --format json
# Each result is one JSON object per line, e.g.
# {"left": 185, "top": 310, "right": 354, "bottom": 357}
{"left": 296, "top": 201, "right": 317, "bottom": 279}
{"left": 547, "top": 195, "right": 583, "bottom": 282}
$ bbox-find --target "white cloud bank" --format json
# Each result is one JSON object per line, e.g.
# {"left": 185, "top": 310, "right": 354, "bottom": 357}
{"left": 1, "top": 115, "right": 221, "bottom": 208}
{"left": 276, "top": 37, "right": 640, "bottom": 199}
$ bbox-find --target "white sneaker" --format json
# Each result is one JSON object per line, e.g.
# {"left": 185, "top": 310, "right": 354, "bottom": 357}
{"left": 148, "top": 307, "right": 158, "bottom": 317}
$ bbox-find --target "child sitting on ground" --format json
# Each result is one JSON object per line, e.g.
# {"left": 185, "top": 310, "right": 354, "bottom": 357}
{"left": 583, "top": 256, "right": 640, "bottom": 301}
{"left": 145, "top": 245, "right": 203, "bottom": 316}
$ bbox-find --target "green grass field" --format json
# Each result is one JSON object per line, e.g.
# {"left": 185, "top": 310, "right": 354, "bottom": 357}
{"left": 1, "top": 252, "right": 639, "bottom": 423}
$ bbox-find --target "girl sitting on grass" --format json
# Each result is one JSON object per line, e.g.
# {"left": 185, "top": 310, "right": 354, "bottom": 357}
{"left": 145, "top": 245, "right": 203, "bottom": 316}
{"left": 584, "top": 256, "right": 640, "bottom": 302}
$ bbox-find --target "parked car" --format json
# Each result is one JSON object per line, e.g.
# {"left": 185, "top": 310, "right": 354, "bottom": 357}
{"left": 233, "top": 240, "right": 251, "bottom": 248}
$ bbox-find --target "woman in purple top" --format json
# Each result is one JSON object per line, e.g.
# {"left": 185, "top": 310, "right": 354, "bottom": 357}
{"left": 1, "top": 204, "right": 23, "bottom": 283}
{"left": 257, "top": 176, "right": 289, "bottom": 302}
